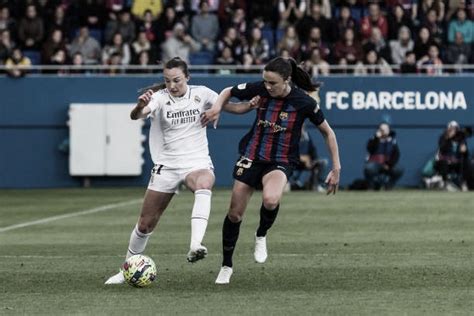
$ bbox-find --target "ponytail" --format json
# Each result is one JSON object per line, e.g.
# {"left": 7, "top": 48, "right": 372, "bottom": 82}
{"left": 265, "top": 57, "right": 320, "bottom": 93}
{"left": 138, "top": 82, "right": 166, "bottom": 94}
{"left": 287, "top": 58, "right": 316, "bottom": 92}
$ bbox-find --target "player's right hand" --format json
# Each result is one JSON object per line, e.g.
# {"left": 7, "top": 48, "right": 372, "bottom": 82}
{"left": 138, "top": 89, "right": 154, "bottom": 107}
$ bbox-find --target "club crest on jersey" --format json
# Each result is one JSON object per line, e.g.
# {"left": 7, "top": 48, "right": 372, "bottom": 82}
{"left": 279, "top": 112, "right": 288, "bottom": 120}
{"left": 194, "top": 96, "right": 201, "bottom": 103}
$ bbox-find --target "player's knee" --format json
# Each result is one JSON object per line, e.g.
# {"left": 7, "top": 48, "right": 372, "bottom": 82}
{"left": 227, "top": 212, "right": 242, "bottom": 223}
{"left": 137, "top": 217, "right": 157, "bottom": 234}
{"left": 262, "top": 194, "right": 280, "bottom": 210}
{"left": 194, "top": 181, "right": 213, "bottom": 191}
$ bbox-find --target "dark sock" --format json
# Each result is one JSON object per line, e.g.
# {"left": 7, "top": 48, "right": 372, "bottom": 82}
{"left": 222, "top": 215, "right": 241, "bottom": 268}
{"left": 256, "top": 203, "right": 280, "bottom": 237}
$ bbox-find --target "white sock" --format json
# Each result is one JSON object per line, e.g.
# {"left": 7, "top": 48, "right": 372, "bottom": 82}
{"left": 190, "top": 189, "right": 212, "bottom": 249}
{"left": 126, "top": 224, "right": 153, "bottom": 259}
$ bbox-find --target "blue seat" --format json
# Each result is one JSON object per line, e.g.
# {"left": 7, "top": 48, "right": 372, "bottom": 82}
{"left": 189, "top": 51, "right": 214, "bottom": 65}
{"left": 22, "top": 50, "right": 41, "bottom": 65}
{"left": 261, "top": 27, "right": 275, "bottom": 56}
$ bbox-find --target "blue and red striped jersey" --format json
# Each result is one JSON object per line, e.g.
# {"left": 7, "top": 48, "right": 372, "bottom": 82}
{"left": 230, "top": 81, "right": 325, "bottom": 166}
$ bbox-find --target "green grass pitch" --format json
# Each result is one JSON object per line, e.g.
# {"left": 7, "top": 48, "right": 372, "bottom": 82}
{"left": 0, "top": 188, "right": 473, "bottom": 315}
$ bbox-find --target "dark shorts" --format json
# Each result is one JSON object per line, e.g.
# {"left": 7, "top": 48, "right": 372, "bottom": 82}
{"left": 232, "top": 156, "right": 293, "bottom": 189}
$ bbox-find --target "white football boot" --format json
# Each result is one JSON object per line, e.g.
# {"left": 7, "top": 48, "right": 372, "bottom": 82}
{"left": 104, "top": 271, "right": 125, "bottom": 285}
{"left": 187, "top": 245, "right": 208, "bottom": 263}
{"left": 215, "top": 266, "right": 233, "bottom": 284}
{"left": 254, "top": 235, "right": 268, "bottom": 263}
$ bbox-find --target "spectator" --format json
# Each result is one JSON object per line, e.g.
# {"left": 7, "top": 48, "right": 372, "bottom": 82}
{"left": 41, "top": 29, "right": 67, "bottom": 64}
{"left": 5, "top": 47, "right": 31, "bottom": 77}
{"left": 278, "top": 0, "right": 307, "bottom": 28}
{"left": 18, "top": 4, "right": 44, "bottom": 49}
{"left": 137, "top": 10, "right": 158, "bottom": 44}
{"left": 102, "top": 32, "right": 131, "bottom": 65}
{"left": 445, "top": 32, "right": 471, "bottom": 67}
{"left": 105, "top": 9, "right": 136, "bottom": 44}
{"left": 191, "top": 0, "right": 219, "bottom": 51}
{"left": 333, "top": 28, "right": 363, "bottom": 65}
{"left": 217, "top": 26, "right": 243, "bottom": 62}
{"left": 277, "top": 24, "right": 301, "bottom": 59}
{"left": 297, "top": 3, "right": 333, "bottom": 43}
{"left": 364, "top": 123, "right": 403, "bottom": 190}
{"left": 413, "top": 26, "right": 435, "bottom": 59}
{"left": 226, "top": 8, "right": 247, "bottom": 37}
{"left": 417, "top": 0, "right": 445, "bottom": 24}
{"left": 363, "top": 26, "right": 392, "bottom": 63}
{"left": 289, "top": 124, "right": 327, "bottom": 191}
{"left": 0, "top": 6, "right": 17, "bottom": 40}
{"left": 217, "top": 0, "right": 245, "bottom": 27}
{"left": 46, "top": 5, "right": 72, "bottom": 42}
{"left": 235, "top": 52, "right": 257, "bottom": 73}
{"left": 335, "top": 5, "right": 358, "bottom": 41}
{"left": 303, "top": 47, "right": 330, "bottom": 76}
{"left": 170, "top": 0, "right": 192, "bottom": 24}
{"left": 422, "top": 8, "right": 444, "bottom": 46}
{"left": 300, "top": 26, "right": 330, "bottom": 60}
{"left": 76, "top": 0, "right": 107, "bottom": 29}
{"left": 133, "top": 50, "right": 154, "bottom": 73}
{"left": 448, "top": 8, "right": 473, "bottom": 44}
{"left": 46, "top": 47, "right": 68, "bottom": 74}
{"left": 70, "top": 52, "right": 87, "bottom": 74}
{"left": 191, "top": 0, "right": 219, "bottom": 12}
{"left": 131, "top": 0, "right": 163, "bottom": 19}
{"left": 0, "top": 29, "right": 15, "bottom": 64}
{"left": 417, "top": 44, "right": 443, "bottom": 74}
{"left": 399, "top": 50, "right": 418, "bottom": 73}
{"left": 434, "top": 120, "right": 470, "bottom": 191}
{"left": 131, "top": 29, "right": 153, "bottom": 63}
{"left": 69, "top": 25, "right": 102, "bottom": 64}
{"left": 161, "top": 22, "right": 200, "bottom": 63}
{"left": 385, "top": 0, "right": 418, "bottom": 22}
{"left": 387, "top": 4, "right": 413, "bottom": 41}
{"left": 104, "top": 51, "right": 124, "bottom": 75}
{"left": 360, "top": 3, "right": 388, "bottom": 40}
{"left": 215, "top": 45, "right": 236, "bottom": 73}
{"left": 156, "top": 6, "right": 179, "bottom": 45}
{"left": 355, "top": 49, "right": 393, "bottom": 75}
{"left": 244, "top": 26, "right": 270, "bottom": 65}
{"left": 389, "top": 25, "right": 414, "bottom": 64}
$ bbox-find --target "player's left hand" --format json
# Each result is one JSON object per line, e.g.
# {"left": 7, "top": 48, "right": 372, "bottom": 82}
{"left": 325, "top": 168, "right": 340, "bottom": 195}
{"left": 201, "top": 108, "right": 220, "bottom": 128}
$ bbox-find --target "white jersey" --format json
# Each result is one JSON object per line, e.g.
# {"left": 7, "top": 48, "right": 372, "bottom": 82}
{"left": 146, "top": 85, "right": 218, "bottom": 168}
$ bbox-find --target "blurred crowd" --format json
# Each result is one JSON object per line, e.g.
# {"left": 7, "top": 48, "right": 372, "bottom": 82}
{"left": 0, "top": 0, "right": 473, "bottom": 76}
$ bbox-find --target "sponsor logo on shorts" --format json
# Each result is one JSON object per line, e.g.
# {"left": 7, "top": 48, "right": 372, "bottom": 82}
{"left": 236, "top": 167, "right": 244, "bottom": 176}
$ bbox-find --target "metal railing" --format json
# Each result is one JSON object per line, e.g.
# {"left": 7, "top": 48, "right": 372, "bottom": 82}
{"left": 0, "top": 64, "right": 473, "bottom": 76}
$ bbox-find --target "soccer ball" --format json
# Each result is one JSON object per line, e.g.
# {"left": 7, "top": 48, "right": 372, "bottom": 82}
{"left": 121, "top": 254, "right": 157, "bottom": 287}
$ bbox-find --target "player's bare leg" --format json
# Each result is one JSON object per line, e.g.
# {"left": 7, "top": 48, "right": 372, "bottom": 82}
{"left": 184, "top": 169, "right": 215, "bottom": 263}
{"left": 105, "top": 190, "right": 174, "bottom": 284}
{"left": 254, "top": 170, "right": 287, "bottom": 263}
{"left": 216, "top": 180, "right": 253, "bottom": 284}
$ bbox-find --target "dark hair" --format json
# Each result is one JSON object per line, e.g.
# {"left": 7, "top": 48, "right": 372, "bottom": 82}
{"left": 164, "top": 57, "right": 189, "bottom": 77}
{"left": 264, "top": 57, "right": 318, "bottom": 92}
{"left": 138, "top": 57, "right": 189, "bottom": 93}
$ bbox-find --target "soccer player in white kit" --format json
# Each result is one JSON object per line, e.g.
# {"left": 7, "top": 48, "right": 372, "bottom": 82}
{"left": 105, "top": 57, "right": 255, "bottom": 284}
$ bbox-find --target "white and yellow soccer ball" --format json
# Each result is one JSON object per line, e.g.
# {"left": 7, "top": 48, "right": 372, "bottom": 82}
{"left": 121, "top": 254, "right": 157, "bottom": 287}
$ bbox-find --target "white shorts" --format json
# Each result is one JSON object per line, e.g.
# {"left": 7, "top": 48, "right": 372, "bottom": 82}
{"left": 147, "top": 160, "right": 214, "bottom": 193}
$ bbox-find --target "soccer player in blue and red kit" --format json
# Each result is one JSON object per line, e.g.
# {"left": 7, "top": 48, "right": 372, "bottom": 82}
{"left": 201, "top": 57, "right": 341, "bottom": 284}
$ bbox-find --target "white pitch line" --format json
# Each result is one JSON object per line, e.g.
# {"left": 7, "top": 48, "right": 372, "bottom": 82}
{"left": 0, "top": 199, "right": 142, "bottom": 233}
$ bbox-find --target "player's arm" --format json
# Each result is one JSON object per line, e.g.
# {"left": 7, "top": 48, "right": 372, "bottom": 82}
{"left": 201, "top": 87, "right": 232, "bottom": 127}
{"left": 223, "top": 96, "right": 261, "bottom": 114}
{"left": 317, "top": 120, "right": 341, "bottom": 195}
{"left": 130, "top": 89, "right": 153, "bottom": 120}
